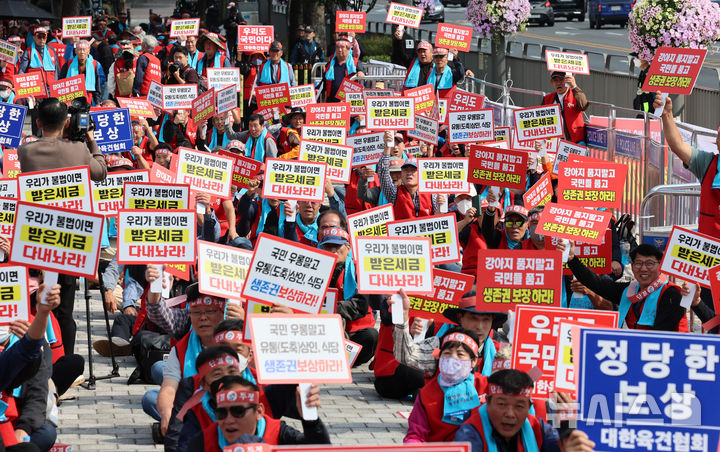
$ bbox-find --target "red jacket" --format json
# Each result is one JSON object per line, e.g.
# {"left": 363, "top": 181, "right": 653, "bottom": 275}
{"left": 200, "top": 415, "right": 282, "bottom": 451}
{"left": 625, "top": 282, "right": 689, "bottom": 332}
{"left": 699, "top": 154, "right": 720, "bottom": 239}
{"left": 393, "top": 186, "right": 433, "bottom": 220}
{"left": 542, "top": 89, "right": 586, "bottom": 143}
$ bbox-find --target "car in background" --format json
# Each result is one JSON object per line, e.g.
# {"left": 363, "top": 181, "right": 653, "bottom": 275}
{"left": 550, "top": 0, "right": 586, "bottom": 21}
{"left": 442, "top": 0, "right": 468, "bottom": 7}
{"left": 417, "top": 0, "right": 445, "bottom": 22}
{"left": 529, "top": 1, "right": 555, "bottom": 26}
{"left": 589, "top": 0, "right": 634, "bottom": 28}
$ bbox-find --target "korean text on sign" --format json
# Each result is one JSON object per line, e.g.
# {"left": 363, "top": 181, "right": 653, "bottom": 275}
{"left": 3, "top": 150, "right": 20, "bottom": 179}
{"left": 0, "top": 178, "right": 18, "bottom": 199}
{"left": 19, "top": 166, "right": 93, "bottom": 212}
{"left": 514, "top": 104, "right": 563, "bottom": 141}
{"left": 660, "top": 226, "right": 720, "bottom": 288}
{"left": 558, "top": 160, "right": 628, "bottom": 210}
{"left": 91, "top": 169, "right": 149, "bottom": 216}
{"left": 417, "top": 158, "right": 470, "bottom": 194}
{"left": 301, "top": 126, "right": 346, "bottom": 145}
{"left": 476, "top": 249, "right": 562, "bottom": 312}
{"left": 218, "top": 151, "right": 262, "bottom": 190}
{"left": 9, "top": 202, "right": 104, "bottom": 278}
{"left": 545, "top": 51, "right": 590, "bottom": 75}
{"left": 216, "top": 84, "right": 237, "bottom": 115}
{"left": 366, "top": 97, "right": 415, "bottom": 131}
{"left": 347, "top": 204, "right": 394, "bottom": 253}
{"left": 435, "top": 23, "right": 473, "bottom": 52}
{"left": 123, "top": 182, "right": 190, "bottom": 210}
{"left": 0, "top": 265, "right": 29, "bottom": 326}
{"left": 407, "top": 269, "right": 474, "bottom": 323}
{"left": 237, "top": 26, "right": 274, "bottom": 53}
{"left": 289, "top": 84, "right": 316, "bottom": 108}
{"left": 117, "top": 97, "right": 156, "bottom": 119}
{"left": 536, "top": 202, "right": 611, "bottom": 245}
{"left": 552, "top": 139, "right": 589, "bottom": 174}
{"left": 403, "top": 84, "right": 435, "bottom": 115}
{"left": 62, "top": 16, "right": 92, "bottom": 38}
{"left": 262, "top": 159, "right": 327, "bottom": 202}
{"left": 90, "top": 108, "right": 133, "bottom": 155}
{"left": 162, "top": 84, "right": 197, "bottom": 110}
{"left": 191, "top": 88, "right": 215, "bottom": 123}
{"left": 306, "top": 103, "right": 351, "bottom": 129}
{"left": 299, "top": 140, "right": 353, "bottom": 184}
{"left": 207, "top": 68, "right": 242, "bottom": 92}
{"left": 0, "top": 198, "right": 16, "bottom": 239}
{"left": 169, "top": 18, "right": 200, "bottom": 37}
{"left": 467, "top": 146, "right": 527, "bottom": 190}
{"left": 256, "top": 83, "right": 291, "bottom": 111}
{"left": 523, "top": 172, "right": 553, "bottom": 210}
{"left": 241, "top": 233, "right": 336, "bottom": 314}
{"left": 116, "top": 209, "right": 196, "bottom": 265}
{"left": 642, "top": 46, "right": 707, "bottom": 95}
{"left": 50, "top": 75, "right": 86, "bottom": 105}
{"left": 198, "top": 240, "right": 252, "bottom": 301}
{"left": 448, "top": 109, "right": 494, "bottom": 143}
{"left": 0, "top": 40, "right": 19, "bottom": 65}
{"left": 356, "top": 236, "right": 433, "bottom": 295}
{"left": 337, "top": 79, "right": 363, "bottom": 101}
{"left": 348, "top": 131, "right": 384, "bottom": 167}
{"left": 385, "top": 2, "right": 424, "bottom": 28}
{"left": 14, "top": 73, "right": 46, "bottom": 100}
{"left": 447, "top": 87, "right": 485, "bottom": 114}
{"left": 546, "top": 231, "right": 613, "bottom": 276}
{"left": 176, "top": 147, "right": 233, "bottom": 199}
{"left": 0, "top": 102, "right": 27, "bottom": 148}
{"left": 388, "top": 213, "right": 461, "bottom": 265}
{"left": 336, "top": 11, "right": 366, "bottom": 33}
{"left": 408, "top": 115, "right": 439, "bottom": 146}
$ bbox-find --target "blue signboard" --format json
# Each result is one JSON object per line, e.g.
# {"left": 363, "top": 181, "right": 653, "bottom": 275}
{"left": 90, "top": 108, "right": 133, "bottom": 154}
{"left": 614, "top": 133, "right": 643, "bottom": 159}
{"left": 585, "top": 125, "right": 607, "bottom": 150}
{"left": 0, "top": 102, "right": 27, "bottom": 149}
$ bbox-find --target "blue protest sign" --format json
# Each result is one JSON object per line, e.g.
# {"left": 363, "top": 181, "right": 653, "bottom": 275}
{"left": 614, "top": 132, "right": 642, "bottom": 159}
{"left": 585, "top": 125, "right": 607, "bottom": 150}
{"left": 90, "top": 108, "right": 133, "bottom": 154}
{"left": 0, "top": 102, "right": 27, "bottom": 149}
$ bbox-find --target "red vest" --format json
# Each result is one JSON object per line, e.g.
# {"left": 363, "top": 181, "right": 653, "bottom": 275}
{"left": 27, "top": 45, "right": 57, "bottom": 87}
{"left": 322, "top": 55, "right": 359, "bottom": 99}
{"left": 699, "top": 155, "right": 720, "bottom": 239}
{"left": 465, "top": 409, "right": 544, "bottom": 452}
{"left": 48, "top": 312, "right": 65, "bottom": 363}
{"left": 461, "top": 220, "right": 488, "bottom": 276}
{"left": 373, "top": 323, "right": 402, "bottom": 377}
{"left": 249, "top": 202, "right": 281, "bottom": 244}
{"left": 139, "top": 51, "right": 162, "bottom": 96}
{"left": 624, "top": 283, "right": 689, "bottom": 332}
{"left": 498, "top": 234, "right": 536, "bottom": 251}
{"left": 542, "top": 89, "right": 585, "bottom": 143}
{"left": 201, "top": 415, "right": 282, "bottom": 451}
{"left": 175, "top": 332, "right": 194, "bottom": 379}
{"left": 113, "top": 56, "right": 138, "bottom": 98}
{"left": 393, "top": 186, "right": 433, "bottom": 220}
{"left": 0, "top": 392, "right": 18, "bottom": 446}
{"left": 346, "top": 170, "right": 379, "bottom": 216}
{"left": 200, "top": 53, "right": 229, "bottom": 77}
{"left": 333, "top": 268, "right": 374, "bottom": 333}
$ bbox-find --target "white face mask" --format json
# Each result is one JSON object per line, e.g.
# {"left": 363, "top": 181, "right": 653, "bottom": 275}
{"left": 236, "top": 353, "right": 249, "bottom": 373}
{"left": 633, "top": 58, "right": 642, "bottom": 68}
{"left": 0, "top": 325, "right": 10, "bottom": 345}
{"left": 456, "top": 199, "right": 472, "bottom": 215}
{"left": 0, "top": 89, "right": 10, "bottom": 99}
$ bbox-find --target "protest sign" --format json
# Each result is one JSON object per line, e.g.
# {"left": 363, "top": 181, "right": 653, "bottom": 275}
{"left": 176, "top": 147, "right": 233, "bottom": 199}
{"left": 255, "top": 83, "right": 291, "bottom": 112}
{"left": 149, "top": 163, "right": 176, "bottom": 185}
{"left": 407, "top": 270, "right": 474, "bottom": 322}
{"left": 162, "top": 84, "right": 197, "bottom": 110}
{"left": 417, "top": 158, "right": 469, "bottom": 194}
{"left": 248, "top": 313, "right": 352, "bottom": 384}
{"left": 546, "top": 230, "right": 612, "bottom": 276}
{"left": 0, "top": 265, "right": 29, "bottom": 325}
{"left": 337, "top": 79, "right": 363, "bottom": 101}
{"left": 467, "top": 145, "right": 527, "bottom": 190}
{"left": 62, "top": 16, "right": 92, "bottom": 38}
{"left": 347, "top": 204, "right": 394, "bottom": 252}
{"left": 49, "top": 75, "right": 86, "bottom": 104}
{"left": 512, "top": 306, "right": 619, "bottom": 399}
{"left": 198, "top": 240, "right": 252, "bottom": 301}
{"left": 346, "top": 92, "right": 366, "bottom": 116}
{"left": 558, "top": 160, "right": 628, "bottom": 209}
{"left": 242, "top": 233, "right": 336, "bottom": 313}
{"left": 317, "top": 289, "right": 338, "bottom": 315}
{"left": 386, "top": 2, "right": 424, "bottom": 28}
{"left": 403, "top": 85, "right": 435, "bottom": 115}
{"left": 0, "top": 198, "right": 15, "bottom": 239}
{"left": 523, "top": 172, "right": 553, "bottom": 210}
{"left": 408, "top": 115, "right": 439, "bottom": 145}
{"left": 435, "top": 23, "right": 473, "bottom": 52}
{"left": 191, "top": 88, "right": 215, "bottom": 123}
{"left": 345, "top": 339, "right": 362, "bottom": 368}
{"left": 447, "top": 88, "right": 484, "bottom": 114}
{"left": 554, "top": 320, "right": 585, "bottom": 394}
{"left": 0, "top": 102, "right": 27, "bottom": 148}
{"left": 124, "top": 182, "right": 190, "bottom": 210}
{"left": 514, "top": 105, "right": 563, "bottom": 141}
{"left": 0, "top": 40, "right": 19, "bottom": 65}
{"left": 356, "top": 236, "right": 433, "bottom": 295}
{"left": 237, "top": 26, "right": 274, "bottom": 53}
{"left": 437, "top": 98, "right": 447, "bottom": 123}
{"left": 169, "top": 18, "right": 200, "bottom": 37}
{"left": 91, "top": 169, "right": 149, "bottom": 217}
{"left": 299, "top": 140, "right": 353, "bottom": 184}
{"left": 14, "top": 73, "right": 46, "bottom": 100}
{"left": 366, "top": 97, "right": 415, "bottom": 130}
{"left": 218, "top": 151, "right": 262, "bottom": 190}
{"left": 348, "top": 131, "right": 384, "bottom": 167}
{"left": 660, "top": 226, "right": 720, "bottom": 288}
{"left": 19, "top": 166, "right": 92, "bottom": 212}
{"left": 90, "top": 108, "right": 133, "bottom": 154}
{"left": 262, "top": 159, "right": 326, "bottom": 202}
{"left": 2, "top": 150, "right": 20, "bottom": 179}
{"left": 302, "top": 126, "right": 346, "bottom": 145}
{"left": 388, "top": 213, "right": 460, "bottom": 265}
{"left": 306, "top": 103, "right": 351, "bottom": 129}
{"left": 117, "top": 97, "right": 156, "bottom": 119}
{"left": 448, "top": 109, "right": 494, "bottom": 143}
{"left": 289, "top": 84, "right": 316, "bottom": 108}
{"left": 577, "top": 328, "right": 720, "bottom": 450}
{"left": 552, "top": 140, "right": 588, "bottom": 174}
{"left": 536, "top": 203, "right": 612, "bottom": 245}
{"left": 147, "top": 81, "right": 163, "bottom": 108}
{"left": 216, "top": 84, "right": 238, "bottom": 115}
{"left": 364, "top": 89, "right": 398, "bottom": 99}
{"left": 545, "top": 51, "right": 590, "bottom": 75}
{"left": 207, "top": 67, "right": 242, "bottom": 92}
{"left": 116, "top": 209, "right": 196, "bottom": 265}
{"left": 494, "top": 127, "right": 510, "bottom": 142}
{"left": 642, "top": 46, "right": 707, "bottom": 95}
{"left": 0, "top": 179, "right": 17, "bottom": 199}
{"left": 9, "top": 202, "right": 103, "bottom": 278}
{"left": 336, "top": 11, "right": 366, "bottom": 33}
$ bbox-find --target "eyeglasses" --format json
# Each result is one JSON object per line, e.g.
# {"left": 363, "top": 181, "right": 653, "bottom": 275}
{"left": 189, "top": 309, "right": 221, "bottom": 318}
{"left": 433, "top": 55, "right": 447, "bottom": 59}
{"left": 631, "top": 260, "right": 659, "bottom": 269}
{"left": 504, "top": 220, "right": 526, "bottom": 228}
{"left": 215, "top": 404, "right": 257, "bottom": 420}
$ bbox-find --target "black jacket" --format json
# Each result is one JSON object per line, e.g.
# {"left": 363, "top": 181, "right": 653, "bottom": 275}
{"left": 15, "top": 341, "right": 52, "bottom": 435}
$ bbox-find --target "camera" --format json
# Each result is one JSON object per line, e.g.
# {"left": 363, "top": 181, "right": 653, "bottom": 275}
{"left": 169, "top": 62, "right": 180, "bottom": 74}
{"left": 67, "top": 97, "right": 95, "bottom": 142}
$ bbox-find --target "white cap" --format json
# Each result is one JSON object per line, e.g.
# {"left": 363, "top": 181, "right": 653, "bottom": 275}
{"left": 227, "top": 2, "right": 236, "bottom": 8}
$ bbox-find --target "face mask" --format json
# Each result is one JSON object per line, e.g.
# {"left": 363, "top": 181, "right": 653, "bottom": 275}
{"left": 456, "top": 199, "right": 472, "bottom": 215}
{"left": 438, "top": 356, "right": 473, "bottom": 386}
{"left": 529, "top": 224, "right": 545, "bottom": 243}
{"left": 0, "top": 89, "right": 10, "bottom": 99}
{"left": 251, "top": 58, "right": 263, "bottom": 66}
{"left": 236, "top": 353, "right": 249, "bottom": 373}
{"left": 633, "top": 58, "right": 642, "bottom": 67}
{"left": 0, "top": 326, "right": 10, "bottom": 345}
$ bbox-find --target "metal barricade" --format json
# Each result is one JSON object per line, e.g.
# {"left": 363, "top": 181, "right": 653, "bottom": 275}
{"left": 639, "top": 183, "right": 701, "bottom": 249}
{"left": 309, "top": 62, "right": 407, "bottom": 97}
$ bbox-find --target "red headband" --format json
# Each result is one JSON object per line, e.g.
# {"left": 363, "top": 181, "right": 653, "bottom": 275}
{"left": 320, "top": 227, "right": 350, "bottom": 241}
{"left": 488, "top": 383, "right": 532, "bottom": 399}
{"left": 197, "top": 354, "right": 239, "bottom": 380}
{"left": 189, "top": 296, "right": 226, "bottom": 310}
{"left": 214, "top": 330, "right": 244, "bottom": 344}
{"left": 216, "top": 389, "right": 260, "bottom": 407}
{"left": 441, "top": 332, "right": 479, "bottom": 356}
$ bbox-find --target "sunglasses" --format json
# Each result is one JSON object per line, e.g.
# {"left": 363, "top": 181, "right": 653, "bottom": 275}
{"left": 216, "top": 404, "right": 256, "bottom": 420}
{"left": 504, "top": 220, "right": 526, "bottom": 228}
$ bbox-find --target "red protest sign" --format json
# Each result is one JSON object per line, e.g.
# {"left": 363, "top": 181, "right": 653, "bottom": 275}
{"left": 336, "top": 11, "right": 366, "bottom": 33}
{"left": 476, "top": 249, "right": 563, "bottom": 313}
{"left": 218, "top": 150, "right": 262, "bottom": 190}
{"left": 557, "top": 160, "right": 628, "bottom": 209}
{"left": 237, "top": 26, "right": 274, "bottom": 53}
{"left": 50, "top": 75, "right": 86, "bottom": 104}
{"left": 642, "top": 46, "right": 707, "bottom": 95}
{"left": 150, "top": 162, "right": 176, "bottom": 185}
{"left": 523, "top": 172, "right": 553, "bottom": 210}
{"left": 14, "top": 72, "right": 46, "bottom": 99}
{"left": 545, "top": 231, "right": 612, "bottom": 276}
{"left": 467, "top": 145, "right": 527, "bottom": 190}
{"left": 407, "top": 269, "right": 474, "bottom": 323}
{"left": 191, "top": 87, "right": 215, "bottom": 123}
{"left": 3, "top": 149, "right": 20, "bottom": 179}
{"left": 403, "top": 84, "right": 436, "bottom": 115}
{"left": 536, "top": 202, "right": 611, "bottom": 245}
{"left": 447, "top": 87, "right": 484, "bottom": 113}
{"left": 710, "top": 265, "right": 720, "bottom": 317}
{"left": 435, "top": 23, "right": 473, "bottom": 52}
{"left": 117, "top": 97, "right": 156, "bottom": 119}
{"left": 255, "top": 83, "right": 290, "bottom": 112}
{"left": 306, "top": 102, "right": 351, "bottom": 129}
{"left": 336, "top": 79, "right": 363, "bottom": 101}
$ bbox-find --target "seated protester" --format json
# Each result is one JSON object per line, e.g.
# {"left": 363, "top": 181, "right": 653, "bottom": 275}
{"left": 276, "top": 107, "right": 304, "bottom": 159}
{"left": 358, "top": 158, "right": 404, "bottom": 207}
{"left": 160, "top": 109, "right": 197, "bottom": 149}
{"left": 163, "top": 46, "right": 199, "bottom": 87}
{"left": 559, "top": 242, "right": 688, "bottom": 331}
{"left": 128, "top": 119, "right": 158, "bottom": 168}
{"left": 322, "top": 35, "right": 364, "bottom": 103}
{"left": 482, "top": 202, "right": 533, "bottom": 250}
{"left": 59, "top": 39, "right": 103, "bottom": 105}
{"left": 236, "top": 177, "right": 285, "bottom": 246}
{"left": 196, "top": 33, "right": 232, "bottom": 78}
{"left": 428, "top": 47, "right": 460, "bottom": 97}
{"left": 256, "top": 40, "right": 296, "bottom": 87}
{"left": 154, "top": 144, "right": 173, "bottom": 169}
{"left": 454, "top": 369, "right": 561, "bottom": 452}
{"left": 240, "top": 114, "right": 278, "bottom": 163}
{"left": 193, "top": 191, "right": 239, "bottom": 246}
{"left": 282, "top": 179, "right": 347, "bottom": 247}
{"left": 406, "top": 328, "right": 486, "bottom": 443}
{"left": 188, "top": 376, "right": 329, "bottom": 449}
{"left": 196, "top": 112, "right": 243, "bottom": 152}
{"left": 0, "top": 78, "right": 16, "bottom": 104}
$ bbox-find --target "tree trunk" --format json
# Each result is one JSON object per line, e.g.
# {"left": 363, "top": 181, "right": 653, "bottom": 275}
{"left": 308, "top": 2, "right": 325, "bottom": 50}
{"left": 288, "top": 0, "right": 304, "bottom": 50}
{"left": 489, "top": 36, "right": 507, "bottom": 86}
{"left": 61, "top": 0, "right": 81, "bottom": 17}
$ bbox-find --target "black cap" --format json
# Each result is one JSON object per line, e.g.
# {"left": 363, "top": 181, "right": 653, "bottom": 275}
{"left": 304, "top": 25, "right": 315, "bottom": 33}
{"left": 550, "top": 71, "right": 566, "bottom": 79}
{"left": 269, "top": 40, "right": 283, "bottom": 51}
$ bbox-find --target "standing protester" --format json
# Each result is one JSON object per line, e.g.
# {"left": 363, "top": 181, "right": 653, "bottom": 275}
{"left": 542, "top": 71, "right": 589, "bottom": 144}
{"left": 132, "top": 35, "right": 162, "bottom": 96}
{"left": 59, "top": 40, "right": 104, "bottom": 105}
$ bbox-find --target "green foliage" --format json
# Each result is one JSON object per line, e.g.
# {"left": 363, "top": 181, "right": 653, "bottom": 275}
{"left": 359, "top": 34, "right": 392, "bottom": 62}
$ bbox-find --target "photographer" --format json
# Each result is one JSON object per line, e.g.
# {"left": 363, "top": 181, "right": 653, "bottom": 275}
{"left": 163, "top": 46, "right": 199, "bottom": 86}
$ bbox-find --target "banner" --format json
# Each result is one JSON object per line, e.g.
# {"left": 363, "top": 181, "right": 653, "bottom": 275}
{"left": 366, "top": 97, "right": 415, "bottom": 131}
{"left": 242, "top": 233, "right": 336, "bottom": 313}
{"left": 237, "top": 26, "right": 274, "bottom": 53}
{"left": 124, "top": 182, "right": 190, "bottom": 210}
{"left": 255, "top": 83, "right": 291, "bottom": 112}
{"left": 642, "top": 46, "right": 707, "bottom": 95}
{"left": 198, "top": 240, "right": 252, "bottom": 301}
{"left": 408, "top": 115, "right": 439, "bottom": 145}
{"left": 388, "top": 213, "right": 460, "bottom": 265}
{"left": 0, "top": 198, "right": 15, "bottom": 238}
{"left": 558, "top": 160, "right": 628, "bottom": 209}
{"left": 262, "top": 159, "right": 327, "bottom": 202}
{"left": 0, "top": 40, "right": 19, "bottom": 65}
{"left": 536, "top": 202, "right": 612, "bottom": 245}
{"left": 435, "top": 23, "right": 473, "bottom": 52}
{"left": 336, "top": 11, "right": 366, "bottom": 33}
{"left": 217, "top": 151, "right": 262, "bottom": 190}
{"left": 512, "top": 306, "right": 619, "bottom": 399}
{"left": 90, "top": 108, "right": 133, "bottom": 154}
{"left": 407, "top": 270, "right": 474, "bottom": 323}
{"left": 0, "top": 102, "right": 27, "bottom": 148}
{"left": 191, "top": 87, "right": 215, "bottom": 123}
{"left": 116, "top": 209, "right": 196, "bottom": 264}
{"left": 62, "top": 16, "right": 92, "bottom": 38}
{"left": 545, "top": 51, "right": 590, "bottom": 75}
{"left": 447, "top": 88, "right": 484, "bottom": 114}
{"left": 117, "top": 97, "right": 156, "bottom": 119}
{"left": 467, "top": 146, "right": 527, "bottom": 190}
{"left": 289, "top": 84, "right": 316, "bottom": 108}
{"left": 49, "top": 75, "right": 86, "bottom": 104}
{"left": 19, "top": 166, "right": 92, "bottom": 212}
{"left": 0, "top": 265, "right": 29, "bottom": 325}
{"left": 14, "top": 73, "right": 46, "bottom": 100}
{"left": 147, "top": 81, "right": 163, "bottom": 108}
{"left": 545, "top": 231, "right": 613, "bottom": 276}
{"left": 448, "top": 109, "right": 494, "bottom": 143}
{"left": 169, "top": 18, "right": 200, "bottom": 37}
{"left": 514, "top": 105, "right": 563, "bottom": 141}
{"left": 301, "top": 126, "right": 346, "bottom": 145}
{"left": 337, "top": 79, "right": 364, "bottom": 101}
{"left": 0, "top": 179, "right": 17, "bottom": 199}
{"left": 552, "top": 139, "right": 588, "bottom": 174}
{"left": 91, "top": 169, "right": 149, "bottom": 216}
{"left": 660, "top": 226, "right": 720, "bottom": 288}
{"left": 216, "top": 84, "right": 237, "bottom": 115}
{"left": 207, "top": 67, "right": 242, "bottom": 92}
{"left": 162, "top": 84, "right": 197, "bottom": 110}
{"left": 348, "top": 131, "right": 384, "bottom": 167}
{"left": 248, "top": 313, "right": 352, "bottom": 384}
{"left": 149, "top": 163, "right": 176, "bottom": 185}
{"left": 356, "top": 236, "right": 433, "bottom": 295}
{"left": 417, "top": 158, "right": 469, "bottom": 194}
{"left": 475, "top": 249, "right": 563, "bottom": 312}
{"left": 306, "top": 103, "right": 351, "bottom": 129}
{"left": 403, "top": 85, "right": 435, "bottom": 115}
{"left": 298, "top": 140, "right": 353, "bottom": 184}
{"left": 347, "top": 204, "right": 394, "bottom": 252}
{"left": 2, "top": 149, "right": 20, "bottom": 179}
{"left": 385, "top": 2, "right": 424, "bottom": 28}
{"left": 9, "top": 202, "right": 103, "bottom": 278}
{"left": 176, "top": 147, "right": 233, "bottom": 199}
{"left": 346, "top": 92, "right": 366, "bottom": 116}
{"left": 523, "top": 172, "right": 553, "bottom": 210}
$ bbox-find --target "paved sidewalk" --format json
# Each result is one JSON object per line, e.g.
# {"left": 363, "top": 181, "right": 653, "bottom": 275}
{"left": 54, "top": 285, "right": 413, "bottom": 451}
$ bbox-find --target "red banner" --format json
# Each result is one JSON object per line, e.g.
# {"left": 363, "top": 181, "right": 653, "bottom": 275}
{"left": 403, "top": 84, "right": 436, "bottom": 115}
{"left": 14, "top": 72, "right": 46, "bottom": 99}
{"left": 306, "top": 102, "right": 351, "bottom": 129}
{"left": 255, "top": 83, "right": 290, "bottom": 112}
{"left": 408, "top": 269, "right": 474, "bottom": 323}
{"left": 642, "top": 46, "right": 707, "bottom": 95}
{"left": 50, "top": 75, "right": 86, "bottom": 104}
{"left": 557, "top": 160, "right": 627, "bottom": 209}
{"left": 467, "top": 145, "right": 527, "bottom": 190}
{"left": 435, "top": 23, "right": 473, "bottom": 52}
{"left": 191, "top": 87, "right": 216, "bottom": 123}
{"left": 336, "top": 79, "right": 363, "bottom": 101}
{"left": 117, "top": 97, "right": 156, "bottom": 119}
{"left": 447, "top": 87, "right": 484, "bottom": 114}
{"left": 3, "top": 149, "right": 20, "bottom": 179}
{"left": 237, "top": 26, "right": 274, "bottom": 53}
{"left": 218, "top": 150, "right": 262, "bottom": 190}
{"left": 545, "top": 231, "right": 612, "bottom": 275}
{"left": 536, "top": 202, "right": 611, "bottom": 245}
{"left": 523, "top": 172, "right": 553, "bottom": 210}
{"left": 336, "top": 11, "right": 366, "bottom": 33}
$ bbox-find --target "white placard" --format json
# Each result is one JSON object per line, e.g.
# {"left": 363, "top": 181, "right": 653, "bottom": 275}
{"left": 197, "top": 240, "right": 252, "bottom": 301}
{"left": 116, "top": 209, "right": 196, "bottom": 265}
{"left": 355, "top": 236, "right": 433, "bottom": 295}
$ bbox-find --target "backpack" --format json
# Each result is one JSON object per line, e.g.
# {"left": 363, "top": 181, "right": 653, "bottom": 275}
{"left": 129, "top": 330, "right": 170, "bottom": 384}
